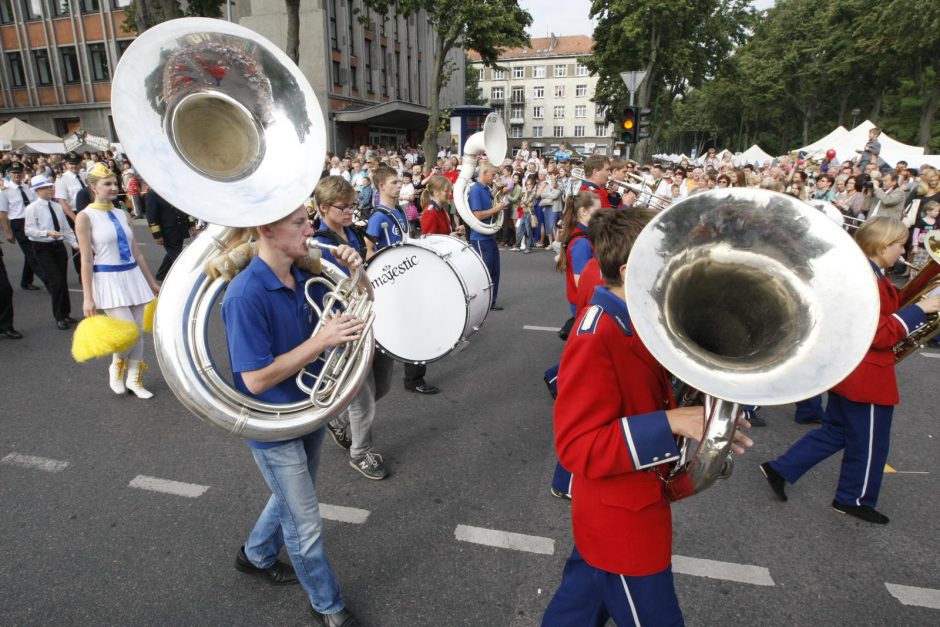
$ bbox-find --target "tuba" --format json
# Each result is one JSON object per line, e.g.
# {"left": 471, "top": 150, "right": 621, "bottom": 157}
{"left": 894, "top": 230, "right": 940, "bottom": 361}
{"left": 111, "top": 18, "right": 374, "bottom": 440}
{"left": 453, "top": 113, "right": 507, "bottom": 235}
{"left": 626, "top": 189, "right": 880, "bottom": 500}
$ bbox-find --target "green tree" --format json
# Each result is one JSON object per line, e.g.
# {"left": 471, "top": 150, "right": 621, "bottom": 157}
{"left": 586, "top": 0, "right": 753, "bottom": 162}
{"left": 360, "top": 0, "right": 531, "bottom": 160}
{"left": 464, "top": 56, "right": 486, "bottom": 106}
{"left": 124, "top": 0, "right": 223, "bottom": 33}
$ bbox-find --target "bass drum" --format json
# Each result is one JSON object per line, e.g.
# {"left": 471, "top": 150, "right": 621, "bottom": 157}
{"left": 366, "top": 234, "right": 492, "bottom": 364}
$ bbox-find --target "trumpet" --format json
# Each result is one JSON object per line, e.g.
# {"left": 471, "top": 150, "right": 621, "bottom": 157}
{"left": 608, "top": 172, "right": 673, "bottom": 212}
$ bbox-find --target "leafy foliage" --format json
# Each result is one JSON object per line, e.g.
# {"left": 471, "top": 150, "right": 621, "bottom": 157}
{"left": 464, "top": 56, "right": 486, "bottom": 106}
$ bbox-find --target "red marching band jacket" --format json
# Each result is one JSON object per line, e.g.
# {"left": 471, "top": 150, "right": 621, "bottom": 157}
{"left": 832, "top": 262, "right": 930, "bottom": 406}
{"left": 554, "top": 287, "right": 680, "bottom": 576}
{"left": 578, "top": 179, "right": 613, "bottom": 209}
{"left": 574, "top": 257, "right": 603, "bottom": 315}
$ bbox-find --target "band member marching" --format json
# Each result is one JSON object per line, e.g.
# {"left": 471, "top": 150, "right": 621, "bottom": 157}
{"left": 577, "top": 155, "right": 614, "bottom": 209}
{"left": 221, "top": 204, "right": 365, "bottom": 626}
{"left": 760, "top": 216, "right": 940, "bottom": 524}
{"left": 543, "top": 209, "right": 753, "bottom": 626}
{"left": 468, "top": 163, "right": 508, "bottom": 311}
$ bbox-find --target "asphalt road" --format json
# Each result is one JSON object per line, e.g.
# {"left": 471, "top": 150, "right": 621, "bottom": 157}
{"left": 1, "top": 224, "right": 938, "bottom": 626}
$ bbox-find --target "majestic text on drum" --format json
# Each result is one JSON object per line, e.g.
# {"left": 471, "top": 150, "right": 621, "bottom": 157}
{"left": 370, "top": 255, "right": 421, "bottom": 290}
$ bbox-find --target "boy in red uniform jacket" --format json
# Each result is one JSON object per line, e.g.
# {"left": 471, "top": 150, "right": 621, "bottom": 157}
{"left": 543, "top": 210, "right": 753, "bottom": 626}
{"left": 761, "top": 217, "right": 940, "bottom": 524}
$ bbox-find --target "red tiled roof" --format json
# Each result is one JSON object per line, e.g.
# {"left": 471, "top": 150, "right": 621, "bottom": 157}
{"left": 467, "top": 35, "right": 594, "bottom": 62}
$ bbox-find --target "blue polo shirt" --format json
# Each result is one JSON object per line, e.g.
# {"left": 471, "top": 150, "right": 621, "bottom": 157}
{"left": 570, "top": 223, "right": 593, "bottom": 274}
{"left": 221, "top": 256, "right": 329, "bottom": 449}
{"left": 468, "top": 181, "right": 495, "bottom": 241}
{"left": 314, "top": 224, "right": 364, "bottom": 277}
{"left": 365, "top": 204, "right": 406, "bottom": 250}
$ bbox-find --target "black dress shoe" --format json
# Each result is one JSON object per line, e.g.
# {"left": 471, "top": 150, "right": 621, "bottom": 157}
{"left": 490, "top": 304, "right": 504, "bottom": 311}
{"left": 406, "top": 383, "right": 440, "bottom": 395}
{"left": 1, "top": 328, "right": 23, "bottom": 339}
{"left": 234, "top": 546, "right": 298, "bottom": 585}
{"left": 63, "top": 316, "right": 79, "bottom": 324}
{"left": 760, "top": 462, "right": 788, "bottom": 501}
{"left": 309, "top": 605, "right": 360, "bottom": 627}
{"left": 831, "top": 500, "right": 889, "bottom": 524}
{"left": 21, "top": 283, "right": 40, "bottom": 291}
{"left": 56, "top": 320, "right": 69, "bottom": 330}
{"left": 794, "top": 416, "right": 822, "bottom": 425}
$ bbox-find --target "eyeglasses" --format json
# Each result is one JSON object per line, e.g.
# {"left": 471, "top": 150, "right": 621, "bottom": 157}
{"left": 328, "top": 203, "right": 356, "bottom": 213}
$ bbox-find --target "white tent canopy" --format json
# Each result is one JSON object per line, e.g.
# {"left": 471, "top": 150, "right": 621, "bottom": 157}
{"left": 734, "top": 144, "right": 774, "bottom": 166}
{"left": 798, "top": 120, "right": 926, "bottom": 168}
{"left": 0, "top": 117, "right": 61, "bottom": 149}
{"left": 19, "top": 142, "right": 67, "bottom": 154}
{"left": 796, "top": 126, "right": 849, "bottom": 155}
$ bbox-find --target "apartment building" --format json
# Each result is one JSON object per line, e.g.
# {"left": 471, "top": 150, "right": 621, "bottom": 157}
{"left": 469, "top": 34, "right": 613, "bottom": 157}
{"left": 0, "top": 0, "right": 464, "bottom": 153}
{"left": 0, "top": 0, "right": 134, "bottom": 139}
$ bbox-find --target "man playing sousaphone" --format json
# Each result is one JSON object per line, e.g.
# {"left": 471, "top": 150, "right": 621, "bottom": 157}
{"left": 219, "top": 205, "right": 365, "bottom": 627}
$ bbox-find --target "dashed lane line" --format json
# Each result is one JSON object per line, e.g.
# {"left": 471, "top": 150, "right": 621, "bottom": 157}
{"left": 455, "top": 525, "right": 555, "bottom": 555}
{"left": 128, "top": 475, "right": 209, "bottom": 498}
{"left": 885, "top": 583, "right": 940, "bottom": 610}
{"left": 672, "top": 555, "right": 775, "bottom": 586}
{"left": 320, "top": 504, "right": 370, "bottom": 524}
{"left": 1, "top": 452, "right": 70, "bottom": 473}
{"left": 523, "top": 325, "right": 562, "bottom": 332}
{"left": 922, "top": 353, "right": 940, "bottom": 359}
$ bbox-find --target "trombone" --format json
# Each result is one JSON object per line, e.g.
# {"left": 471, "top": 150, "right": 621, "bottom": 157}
{"left": 609, "top": 171, "right": 673, "bottom": 212}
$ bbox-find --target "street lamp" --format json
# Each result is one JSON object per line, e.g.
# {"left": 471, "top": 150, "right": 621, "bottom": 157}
{"left": 850, "top": 108, "right": 860, "bottom": 129}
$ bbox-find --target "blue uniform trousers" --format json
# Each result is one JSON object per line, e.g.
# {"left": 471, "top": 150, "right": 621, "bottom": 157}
{"left": 769, "top": 392, "right": 893, "bottom": 508}
{"left": 471, "top": 238, "right": 500, "bottom": 306}
{"left": 794, "top": 394, "right": 825, "bottom": 423}
{"left": 551, "top": 463, "right": 573, "bottom": 496}
{"left": 543, "top": 547, "right": 684, "bottom": 627}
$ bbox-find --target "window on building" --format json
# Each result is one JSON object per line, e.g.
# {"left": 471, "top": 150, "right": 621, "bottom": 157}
{"left": 533, "top": 65, "right": 545, "bottom": 78}
{"left": 554, "top": 85, "right": 564, "bottom": 98}
{"left": 60, "top": 46, "right": 80, "bottom": 83}
{"left": 7, "top": 52, "right": 25, "bottom": 87}
{"left": 111, "top": 0, "right": 132, "bottom": 7}
{"left": 511, "top": 86, "right": 524, "bottom": 102}
{"left": 554, "top": 64, "right": 566, "bottom": 77}
{"left": 553, "top": 125, "right": 565, "bottom": 137}
{"left": 33, "top": 49, "right": 52, "bottom": 85}
{"left": 576, "top": 63, "right": 589, "bottom": 76}
{"left": 477, "top": 68, "right": 484, "bottom": 81}
{"left": 595, "top": 124, "right": 608, "bottom": 136}
{"left": 596, "top": 104, "right": 607, "bottom": 118}
{"left": 381, "top": 46, "right": 388, "bottom": 96}
{"left": 511, "top": 105, "right": 523, "bottom": 119}
{"left": 512, "top": 66, "right": 524, "bottom": 79}
{"left": 533, "top": 85, "right": 544, "bottom": 99}
{"left": 116, "top": 39, "right": 132, "bottom": 59}
{"left": 575, "top": 105, "right": 586, "bottom": 118}
{"left": 532, "top": 126, "right": 543, "bottom": 138}
{"left": 51, "top": 0, "right": 69, "bottom": 16}
{"left": 351, "top": 64, "right": 358, "bottom": 90}
{"left": 346, "top": 0, "right": 354, "bottom": 50}
{"left": 87, "top": 42, "right": 109, "bottom": 80}
{"left": 79, "top": 0, "right": 99, "bottom": 13}
{"left": 553, "top": 105, "right": 565, "bottom": 119}
{"left": 365, "top": 39, "right": 374, "bottom": 92}
{"left": 575, "top": 84, "right": 587, "bottom": 97}
{"left": 0, "top": 1, "right": 13, "bottom": 24}
{"left": 510, "top": 126, "right": 523, "bottom": 139}
{"left": 22, "top": 0, "right": 42, "bottom": 19}
{"left": 395, "top": 50, "right": 401, "bottom": 99}
{"left": 493, "top": 68, "right": 506, "bottom": 80}
{"left": 332, "top": 60, "right": 342, "bottom": 86}
{"left": 532, "top": 106, "right": 544, "bottom": 119}
{"left": 491, "top": 86, "right": 504, "bottom": 100}
{"left": 329, "top": 0, "right": 339, "bottom": 49}
{"left": 574, "top": 125, "right": 585, "bottom": 137}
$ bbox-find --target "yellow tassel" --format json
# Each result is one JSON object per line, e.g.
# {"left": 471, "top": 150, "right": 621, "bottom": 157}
{"left": 143, "top": 298, "right": 157, "bottom": 333}
{"left": 71, "top": 315, "right": 141, "bottom": 362}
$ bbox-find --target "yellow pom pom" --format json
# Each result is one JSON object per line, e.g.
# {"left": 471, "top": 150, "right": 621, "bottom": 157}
{"left": 143, "top": 298, "right": 157, "bottom": 333}
{"left": 71, "top": 315, "right": 141, "bottom": 362}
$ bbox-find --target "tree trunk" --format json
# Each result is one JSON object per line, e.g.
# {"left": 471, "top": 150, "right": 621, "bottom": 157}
{"left": 868, "top": 87, "right": 884, "bottom": 123}
{"left": 422, "top": 36, "right": 448, "bottom": 164}
{"left": 285, "top": 0, "right": 300, "bottom": 64}
{"left": 918, "top": 77, "right": 939, "bottom": 153}
{"left": 837, "top": 91, "right": 849, "bottom": 128}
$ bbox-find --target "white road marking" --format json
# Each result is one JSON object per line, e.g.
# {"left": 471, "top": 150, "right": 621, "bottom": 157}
{"left": 922, "top": 353, "right": 940, "bottom": 359}
{"left": 320, "top": 504, "right": 370, "bottom": 524}
{"left": 1, "top": 452, "right": 70, "bottom": 473}
{"left": 523, "top": 325, "right": 561, "bottom": 332}
{"left": 672, "top": 555, "right": 775, "bottom": 586}
{"left": 885, "top": 583, "right": 940, "bottom": 610}
{"left": 454, "top": 525, "right": 554, "bottom": 555}
{"left": 128, "top": 475, "right": 209, "bottom": 498}
{"left": 68, "top": 288, "right": 83, "bottom": 293}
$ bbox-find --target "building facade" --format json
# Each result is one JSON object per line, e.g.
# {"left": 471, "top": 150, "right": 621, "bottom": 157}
{"left": 0, "top": 0, "right": 134, "bottom": 139}
{"left": 0, "top": 0, "right": 465, "bottom": 153}
{"left": 469, "top": 35, "right": 614, "bottom": 157}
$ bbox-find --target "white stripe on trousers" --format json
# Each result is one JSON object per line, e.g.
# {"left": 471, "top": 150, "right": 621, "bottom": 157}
{"left": 857, "top": 404, "right": 875, "bottom": 507}
{"left": 619, "top": 575, "right": 642, "bottom": 627}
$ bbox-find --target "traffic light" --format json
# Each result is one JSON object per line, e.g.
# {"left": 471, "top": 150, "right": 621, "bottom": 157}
{"left": 621, "top": 106, "right": 638, "bottom": 144}
{"left": 637, "top": 107, "right": 652, "bottom": 141}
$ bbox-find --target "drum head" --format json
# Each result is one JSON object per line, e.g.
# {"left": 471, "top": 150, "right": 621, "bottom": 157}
{"left": 366, "top": 244, "right": 469, "bottom": 363}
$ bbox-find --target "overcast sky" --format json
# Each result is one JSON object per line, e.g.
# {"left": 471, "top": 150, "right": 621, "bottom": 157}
{"left": 519, "top": 0, "right": 775, "bottom": 38}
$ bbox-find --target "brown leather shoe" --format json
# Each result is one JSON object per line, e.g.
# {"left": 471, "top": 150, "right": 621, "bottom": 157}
{"left": 234, "top": 546, "right": 298, "bottom": 585}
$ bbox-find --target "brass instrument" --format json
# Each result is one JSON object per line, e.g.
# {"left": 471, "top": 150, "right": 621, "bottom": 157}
{"left": 453, "top": 113, "right": 507, "bottom": 235}
{"left": 626, "top": 189, "right": 880, "bottom": 501}
{"left": 111, "top": 18, "right": 375, "bottom": 440}
{"left": 609, "top": 172, "right": 672, "bottom": 212}
{"left": 894, "top": 231, "right": 940, "bottom": 362}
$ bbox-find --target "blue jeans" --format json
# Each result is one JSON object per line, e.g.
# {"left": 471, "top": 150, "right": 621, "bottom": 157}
{"left": 246, "top": 429, "right": 345, "bottom": 614}
{"left": 533, "top": 201, "right": 544, "bottom": 241}
{"left": 515, "top": 215, "right": 533, "bottom": 249}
